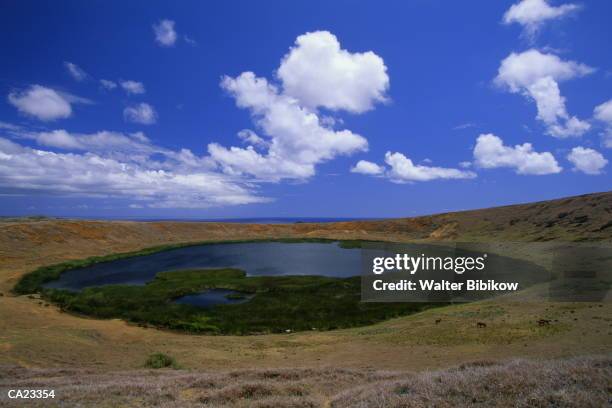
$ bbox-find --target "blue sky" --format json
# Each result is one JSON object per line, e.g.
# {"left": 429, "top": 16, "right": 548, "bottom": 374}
{"left": 0, "top": 0, "right": 610, "bottom": 218}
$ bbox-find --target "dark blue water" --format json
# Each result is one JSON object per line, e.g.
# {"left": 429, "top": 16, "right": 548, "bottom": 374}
{"left": 46, "top": 217, "right": 381, "bottom": 223}
{"left": 174, "top": 289, "right": 253, "bottom": 308}
{"left": 44, "top": 241, "right": 362, "bottom": 291}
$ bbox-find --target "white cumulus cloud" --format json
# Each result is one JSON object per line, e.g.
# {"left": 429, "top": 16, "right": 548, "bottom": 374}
{"left": 209, "top": 57, "right": 370, "bottom": 181}
{"left": 277, "top": 31, "right": 389, "bottom": 113}
{"left": 207, "top": 32, "right": 391, "bottom": 182}
{"left": 495, "top": 49, "right": 593, "bottom": 138}
{"left": 503, "top": 0, "right": 580, "bottom": 39}
{"left": 384, "top": 152, "right": 476, "bottom": 182}
{"left": 64, "top": 61, "right": 88, "bottom": 81}
{"left": 351, "top": 154, "right": 475, "bottom": 182}
{"left": 473, "top": 133, "right": 562, "bottom": 175}
{"left": 124, "top": 103, "right": 157, "bottom": 125}
{"left": 567, "top": 146, "right": 608, "bottom": 174}
{"left": 350, "top": 160, "right": 384, "bottom": 175}
{"left": 7, "top": 85, "right": 90, "bottom": 121}
{"left": 153, "top": 19, "right": 177, "bottom": 47}
{"left": 594, "top": 99, "right": 612, "bottom": 123}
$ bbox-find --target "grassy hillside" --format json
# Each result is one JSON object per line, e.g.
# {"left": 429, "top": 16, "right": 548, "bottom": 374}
{"left": 2, "top": 192, "right": 610, "bottom": 250}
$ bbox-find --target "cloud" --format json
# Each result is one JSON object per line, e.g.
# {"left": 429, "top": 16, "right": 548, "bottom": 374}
{"left": 0, "top": 136, "right": 267, "bottom": 209}
{"left": 207, "top": 32, "right": 392, "bottom": 182}
{"left": 384, "top": 152, "right": 476, "bottom": 182}
{"left": 593, "top": 99, "right": 612, "bottom": 148}
{"left": 237, "top": 129, "right": 268, "bottom": 148}
{"left": 103, "top": 79, "right": 145, "bottom": 95}
{"left": 35, "top": 129, "right": 83, "bottom": 150}
{"left": 594, "top": 99, "right": 612, "bottom": 123}
{"left": 184, "top": 35, "right": 197, "bottom": 46}
{"left": 567, "top": 146, "right": 608, "bottom": 174}
{"left": 495, "top": 49, "right": 593, "bottom": 138}
{"left": 100, "top": 79, "right": 117, "bottom": 90}
{"left": 64, "top": 61, "right": 88, "bottom": 81}
{"left": 473, "top": 133, "right": 561, "bottom": 175}
{"left": 153, "top": 19, "right": 177, "bottom": 47}
{"left": 527, "top": 77, "right": 591, "bottom": 138}
{"left": 453, "top": 122, "right": 478, "bottom": 130}
{"left": 208, "top": 143, "right": 313, "bottom": 181}
{"left": 32, "top": 129, "right": 153, "bottom": 154}
{"left": 495, "top": 50, "right": 592, "bottom": 90}
{"left": 503, "top": 0, "right": 580, "bottom": 40}
{"left": 351, "top": 154, "right": 475, "bottom": 182}
{"left": 120, "top": 80, "right": 145, "bottom": 95}
{"left": 350, "top": 160, "right": 384, "bottom": 175}
{"left": 123, "top": 103, "right": 157, "bottom": 125}
{"left": 8, "top": 126, "right": 169, "bottom": 165}
{"left": 7, "top": 85, "right": 90, "bottom": 121}
{"left": 0, "top": 121, "right": 23, "bottom": 131}
{"left": 210, "top": 69, "right": 368, "bottom": 181}
{"left": 277, "top": 31, "right": 389, "bottom": 113}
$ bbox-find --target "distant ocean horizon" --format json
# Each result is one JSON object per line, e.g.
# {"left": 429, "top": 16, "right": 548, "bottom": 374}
{"left": 6, "top": 216, "right": 386, "bottom": 224}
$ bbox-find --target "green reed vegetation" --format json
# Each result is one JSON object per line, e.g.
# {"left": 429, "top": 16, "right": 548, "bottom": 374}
{"left": 40, "top": 268, "right": 437, "bottom": 334}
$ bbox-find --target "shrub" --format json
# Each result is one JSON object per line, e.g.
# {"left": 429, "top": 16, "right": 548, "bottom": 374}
{"left": 144, "top": 353, "right": 178, "bottom": 369}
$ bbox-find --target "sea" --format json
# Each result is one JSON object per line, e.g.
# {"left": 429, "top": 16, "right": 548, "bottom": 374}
{"left": 23, "top": 216, "right": 383, "bottom": 224}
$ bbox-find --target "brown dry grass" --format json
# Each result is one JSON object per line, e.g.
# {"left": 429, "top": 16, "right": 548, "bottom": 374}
{"left": 329, "top": 356, "right": 612, "bottom": 408}
{"left": 0, "top": 356, "right": 609, "bottom": 407}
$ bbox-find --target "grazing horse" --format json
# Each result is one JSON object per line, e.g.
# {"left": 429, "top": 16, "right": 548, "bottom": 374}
{"left": 476, "top": 322, "right": 487, "bottom": 328}
{"left": 537, "top": 319, "right": 551, "bottom": 326}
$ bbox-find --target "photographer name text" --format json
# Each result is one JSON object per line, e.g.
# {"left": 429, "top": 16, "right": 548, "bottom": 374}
{"left": 371, "top": 253, "right": 519, "bottom": 293}
{"left": 373, "top": 279, "right": 518, "bottom": 291}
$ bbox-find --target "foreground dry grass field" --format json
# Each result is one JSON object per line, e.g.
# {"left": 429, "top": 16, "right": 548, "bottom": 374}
{"left": 0, "top": 192, "right": 610, "bottom": 405}
{"left": 1, "top": 356, "right": 610, "bottom": 407}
